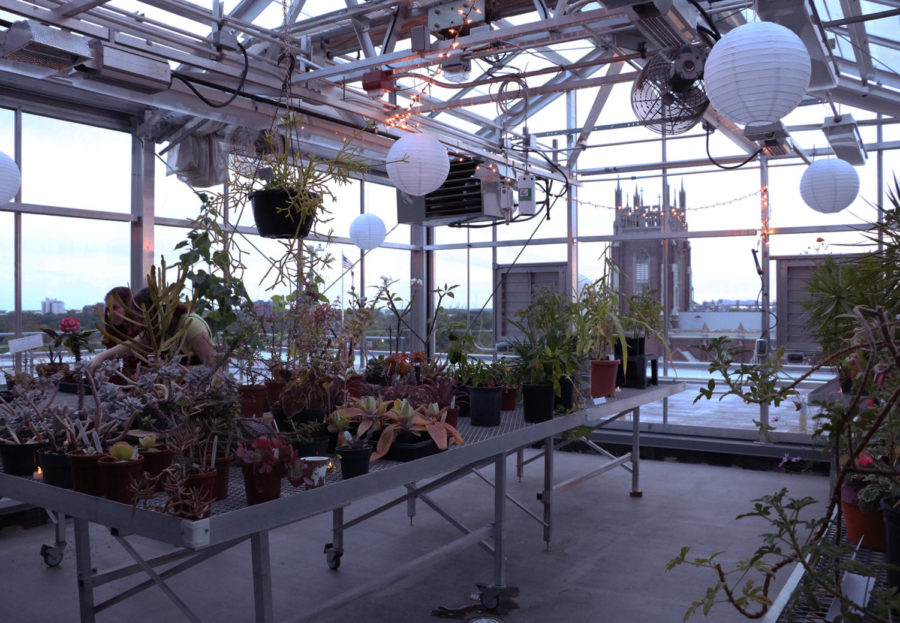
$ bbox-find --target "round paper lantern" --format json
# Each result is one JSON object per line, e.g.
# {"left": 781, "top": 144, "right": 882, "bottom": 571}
{"left": 385, "top": 133, "right": 449, "bottom": 196}
{"left": 704, "top": 21, "right": 811, "bottom": 126}
{"left": 0, "top": 150, "right": 21, "bottom": 204}
{"left": 349, "top": 213, "right": 387, "bottom": 250}
{"left": 800, "top": 158, "right": 859, "bottom": 214}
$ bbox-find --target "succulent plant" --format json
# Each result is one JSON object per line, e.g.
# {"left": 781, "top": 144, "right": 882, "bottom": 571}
{"left": 109, "top": 441, "right": 137, "bottom": 461}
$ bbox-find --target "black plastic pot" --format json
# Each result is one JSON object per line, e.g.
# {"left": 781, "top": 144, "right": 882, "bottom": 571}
{"left": 554, "top": 377, "right": 575, "bottom": 411}
{"left": 467, "top": 386, "right": 502, "bottom": 427}
{"left": 615, "top": 341, "right": 649, "bottom": 389}
{"left": 250, "top": 188, "right": 315, "bottom": 239}
{"left": 0, "top": 443, "right": 44, "bottom": 476}
{"left": 37, "top": 450, "right": 72, "bottom": 488}
{"left": 338, "top": 445, "right": 372, "bottom": 479}
{"left": 385, "top": 435, "right": 442, "bottom": 462}
{"left": 522, "top": 383, "right": 555, "bottom": 423}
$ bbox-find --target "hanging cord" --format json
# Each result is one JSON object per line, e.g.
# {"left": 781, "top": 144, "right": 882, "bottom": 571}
{"left": 687, "top": 0, "right": 721, "bottom": 39}
{"left": 172, "top": 41, "right": 249, "bottom": 109}
{"left": 705, "top": 125, "right": 762, "bottom": 170}
{"left": 463, "top": 194, "right": 561, "bottom": 333}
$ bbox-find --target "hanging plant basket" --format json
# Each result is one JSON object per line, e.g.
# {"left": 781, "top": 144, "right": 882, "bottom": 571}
{"left": 249, "top": 188, "right": 316, "bottom": 239}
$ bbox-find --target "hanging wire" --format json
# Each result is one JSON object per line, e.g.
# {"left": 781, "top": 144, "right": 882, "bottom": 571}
{"left": 705, "top": 125, "right": 762, "bottom": 170}
{"left": 172, "top": 41, "right": 250, "bottom": 109}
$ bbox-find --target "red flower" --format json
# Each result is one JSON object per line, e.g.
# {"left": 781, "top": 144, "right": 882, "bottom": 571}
{"left": 858, "top": 450, "right": 875, "bottom": 467}
{"left": 58, "top": 316, "right": 81, "bottom": 333}
{"left": 816, "top": 237, "right": 824, "bottom": 243}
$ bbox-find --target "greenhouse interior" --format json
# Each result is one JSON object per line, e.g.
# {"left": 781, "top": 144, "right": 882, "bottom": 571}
{"left": 0, "top": 0, "right": 899, "bottom": 621}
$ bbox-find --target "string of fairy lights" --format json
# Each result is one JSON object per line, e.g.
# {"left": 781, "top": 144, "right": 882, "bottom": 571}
{"left": 385, "top": 0, "right": 484, "bottom": 129}
{"left": 576, "top": 189, "right": 763, "bottom": 230}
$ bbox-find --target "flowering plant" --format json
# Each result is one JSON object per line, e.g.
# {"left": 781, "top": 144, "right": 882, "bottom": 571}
{"left": 236, "top": 434, "right": 295, "bottom": 474}
{"left": 41, "top": 316, "right": 95, "bottom": 363}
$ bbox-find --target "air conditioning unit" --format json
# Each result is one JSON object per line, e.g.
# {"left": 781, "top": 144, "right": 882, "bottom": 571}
{"left": 607, "top": 0, "right": 700, "bottom": 50}
{"left": 822, "top": 114, "right": 867, "bottom": 165}
{"left": 397, "top": 157, "right": 514, "bottom": 226}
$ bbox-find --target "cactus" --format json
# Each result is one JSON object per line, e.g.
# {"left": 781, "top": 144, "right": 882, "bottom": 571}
{"left": 139, "top": 435, "right": 158, "bottom": 451}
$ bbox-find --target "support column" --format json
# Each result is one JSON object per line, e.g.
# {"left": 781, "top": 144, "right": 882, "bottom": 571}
{"left": 74, "top": 518, "right": 96, "bottom": 623}
{"left": 13, "top": 107, "right": 22, "bottom": 371}
{"left": 759, "top": 155, "right": 771, "bottom": 436}
{"left": 130, "top": 136, "right": 155, "bottom": 290}
{"left": 409, "top": 224, "right": 429, "bottom": 355}
{"left": 565, "top": 92, "right": 578, "bottom": 298}
{"left": 250, "top": 531, "right": 274, "bottom": 623}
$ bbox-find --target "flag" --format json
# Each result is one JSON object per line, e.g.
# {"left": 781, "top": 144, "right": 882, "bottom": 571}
{"left": 342, "top": 253, "right": 353, "bottom": 271}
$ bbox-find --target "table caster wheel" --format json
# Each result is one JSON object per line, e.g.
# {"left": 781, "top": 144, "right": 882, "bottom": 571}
{"left": 324, "top": 543, "right": 342, "bottom": 570}
{"left": 479, "top": 591, "right": 499, "bottom": 611}
{"left": 40, "top": 544, "right": 63, "bottom": 567}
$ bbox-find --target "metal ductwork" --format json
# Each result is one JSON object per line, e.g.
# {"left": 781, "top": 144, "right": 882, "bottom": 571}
{"left": 0, "top": 20, "right": 91, "bottom": 78}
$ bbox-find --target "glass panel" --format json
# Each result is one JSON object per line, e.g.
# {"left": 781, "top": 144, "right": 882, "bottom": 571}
{"left": 22, "top": 215, "right": 130, "bottom": 310}
{"left": 155, "top": 151, "right": 219, "bottom": 220}
{"left": 0, "top": 212, "right": 12, "bottom": 311}
{"left": 21, "top": 114, "right": 131, "bottom": 213}
{"left": 364, "top": 180, "right": 410, "bottom": 245}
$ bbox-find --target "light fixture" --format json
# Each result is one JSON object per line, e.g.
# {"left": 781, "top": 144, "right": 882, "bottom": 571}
{"left": 386, "top": 133, "right": 449, "bottom": 196}
{"left": 349, "top": 213, "right": 387, "bottom": 251}
{"left": 441, "top": 53, "right": 471, "bottom": 83}
{"left": 799, "top": 158, "right": 859, "bottom": 214}
{"left": 0, "top": 150, "right": 22, "bottom": 204}
{"left": 704, "top": 21, "right": 811, "bottom": 126}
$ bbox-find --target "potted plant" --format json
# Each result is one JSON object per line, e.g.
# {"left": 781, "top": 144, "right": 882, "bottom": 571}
{"left": 617, "top": 288, "right": 664, "bottom": 389}
{"left": 236, "top": 434, "right": 294, "bottom": 505}
{"left": 227, "top": 115, "right": 370, "bottom": 240}
{"left": 497, "top": 358, "right": 519, "bottom": 411}
{"left": 0, "top": 376, "right": 60, "bottom": 476}
{"left": 335, "top": 430, "right": 372, "bottom": 480}
{"left": 98, "top": 440, "right": 144, "bottom": 504}
{"left": 38, "top": 316, "right": 94, "bottom": 382}
{"left": 465, "top": 359, "right": 503, "bottom": 427}
{"left": 669, "top": 184, "right": 900, "bottom": 618}
{"left": 371, "top": 399, "right": 463, "bottom": 462}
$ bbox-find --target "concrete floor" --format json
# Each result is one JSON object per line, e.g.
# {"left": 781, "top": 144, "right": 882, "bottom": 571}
{"left": 0, "top": 449, "right": 829, "bottom": 623}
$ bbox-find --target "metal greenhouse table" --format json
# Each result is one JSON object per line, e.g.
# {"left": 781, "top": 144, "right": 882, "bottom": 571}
{"left": 0, "top": 382, "right": 684, "bottom": 622}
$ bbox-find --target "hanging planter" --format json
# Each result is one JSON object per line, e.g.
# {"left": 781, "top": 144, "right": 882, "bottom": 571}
{"left": 249, "top": 188, "right": 316, "bottom": 239}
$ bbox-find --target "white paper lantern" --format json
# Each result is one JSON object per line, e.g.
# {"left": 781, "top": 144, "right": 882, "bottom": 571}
{"left": 800, "top": 158, "right": 859, "bottom": 214}
{"left": 385, "top": 133, "right": 449, "bottom": 196}
{"left": 0, "top": 150, "right": 21, "bottom": 204}
{"left": 349, "top": 213, "right": 387, "bottom": 251}
{"left": 704, "top": 21, "right": 811, "bottom": 126}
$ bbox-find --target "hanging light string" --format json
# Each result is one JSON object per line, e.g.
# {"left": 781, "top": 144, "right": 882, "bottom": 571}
{"left": 386, "top": 0, "right": 483, "bottom": 128}
{"left": 577, "top": 188, "right": 761, "bottom": 212}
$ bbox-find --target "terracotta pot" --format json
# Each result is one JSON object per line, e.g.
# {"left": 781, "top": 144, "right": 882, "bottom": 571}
{"left": 185, "top": 470, "right": 217, "bottom": 517}
{"left": 67, "top": 451, "right": 102, "bottom": 496}
{"left": 263, "top": 380, "right": 285, "bottom": 408}
{"left": 590, "top": 359, "right": 620, "bottom": 398}
{"left": 501, "top": 386, "right": 518, "bottom": 411}
{"left": 214, "top": 454, "right": 233, "bottom": 501}
{"left": 444, "top": 407, "right": 459, "bottom": 429}
{"left": 841, "top": 485, "right": 886, "bottom": 551}
{"left": 239, "top": 384, "right": 267, "bottom": 418}
{"left": 140, "top": 448, "right": 174, "bottom": 491}
{"left": 241, "top": 463, "right": 284, "bottom": 505}
{"left": 98, "top": 455, "right": 145, "bottom": 505}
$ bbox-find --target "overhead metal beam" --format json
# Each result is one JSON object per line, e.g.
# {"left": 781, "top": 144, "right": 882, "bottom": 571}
{"left": 291, "top": 7, "right": 632, "bottom": 85}
{"left": 838, "top": 0, "right": 874, "bottom": 83}
{"left": 566, "top": 61, "right": 624, "bottom": 169}
{"left": 50, "top": 0, "right": 109, "bottom": 18}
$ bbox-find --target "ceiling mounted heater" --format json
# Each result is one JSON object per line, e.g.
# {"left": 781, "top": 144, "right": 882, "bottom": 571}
{"left": 0, "top": 20, "right": 91, "bottom": 78}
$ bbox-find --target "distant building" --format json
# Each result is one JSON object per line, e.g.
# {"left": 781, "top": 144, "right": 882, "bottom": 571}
{"left": 608, "top": 182, "right": 760, "bottom": 362}
{"left": 610, "top": 180, "right": 692, "bottom": 317}
{"left": 41, "top": 298, "right": 65, "bottom": 314}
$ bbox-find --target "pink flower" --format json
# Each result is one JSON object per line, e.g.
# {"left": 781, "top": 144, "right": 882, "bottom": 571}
{"left": 858, "top": 450, "right": 875, "bottom": 467}
{"left": 58, "top": 316, "right": 81, "bottom": 333}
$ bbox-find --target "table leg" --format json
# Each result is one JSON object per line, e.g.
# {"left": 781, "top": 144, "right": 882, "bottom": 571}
{"left": 630, "top": 406, "right": 642, "bottom": 497}
{"left": 74, "top": 517, "right": 95, "bottom": 623}
{"left": 493, "top": 453, "right": 506, "bottom": 589}
{"left": 250, "top": 531, "right": 274, "bottom": 623}
{"left": 542, "top": 437, "right": 553, "bottom": 549}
